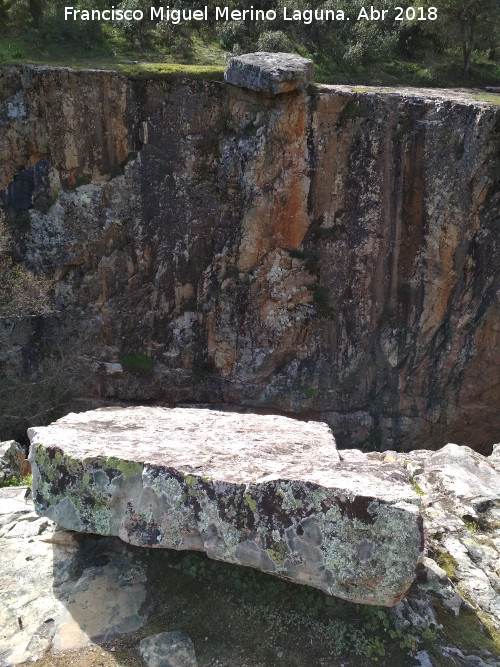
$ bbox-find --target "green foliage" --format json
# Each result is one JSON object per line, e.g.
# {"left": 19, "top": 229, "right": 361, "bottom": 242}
{"left": 118, "top": 352, "right": 154, "bottom": 374}
{"left": 1, "top": 0, "right": 499, "bottom": 87}
{"left": 432, "top": 548, "right": 459, "bottom": 581}
{"left": 0, "top": 222, "right": 53, "bottom": 317}
{"left": 299, "top": 385, "right": 316, "bottom": 399}
{"left": 154, "top": 549, "right": 423, "bottom": 660}
{"left": 419, "top": 0, "right": 499, "bottom": 73}
{"left": 257, "top": 30, "right": 294, "bottom": 53}
{"left": 409, "top": 473, "right": 424, "bottom": 496}
{"left": 0, "top": 473, "right": 32, "bottom": 488}
{"left": 338, "top": 98, "right": 368, "bottom": 123}
{"left": 431, "top": 597, "right": 500, "bottom": 658}
{"left": 462, "top": 515, "right": 491, "bottom": 533}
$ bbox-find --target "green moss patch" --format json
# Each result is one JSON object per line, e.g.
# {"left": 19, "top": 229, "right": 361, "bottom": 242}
{"left": 431, "top": 548, "right": 459, "bottom": 582}
{"left": 116, "top": 63, "right": 225, "bottom": 82}
{"left": 118, "top": 352, "right": 154, "bottom": 375}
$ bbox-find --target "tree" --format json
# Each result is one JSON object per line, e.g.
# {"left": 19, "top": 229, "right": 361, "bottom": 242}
{"left": 425, "top": 0, "right": 499, "bottom": 73}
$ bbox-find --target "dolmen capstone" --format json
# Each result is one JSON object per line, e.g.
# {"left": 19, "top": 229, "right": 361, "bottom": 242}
{"left": 28, "top": 407, "right": 423, "bottom": 606}
{"left": 224, "top": 52, "right": 314, "bottom": 94}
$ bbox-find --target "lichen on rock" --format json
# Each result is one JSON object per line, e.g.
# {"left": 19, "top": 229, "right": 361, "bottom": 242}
{"left": 29, "top": 406, "right": 424, "bottom": 606}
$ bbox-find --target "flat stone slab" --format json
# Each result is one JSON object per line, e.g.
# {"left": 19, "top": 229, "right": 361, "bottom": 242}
{"left": 224, "top": 52, "right": 314, "bottom": 94}
{"left": 28, "top": 407, "right": 423, "bottom": 606}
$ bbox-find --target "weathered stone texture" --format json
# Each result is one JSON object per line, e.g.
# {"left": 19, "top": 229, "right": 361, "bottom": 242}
{"left": 3, "top": 438, "right": 500, "bottom": 665}
{"left": 0, "top": 65, "right": 498, "bottom": 453}
{"left": 138, "top": 631, "right": 198, "bottom": 667}
{"left": 0, "top": 440, "right": 27, "bottom": 482}
{"left": 224, "top": 52, "right": 314, "bottom": 93}
{"left": 0, "top": 486, "right": 149, "bottom": 665}
{"left": 358, "top": 442, "right": 500, "bottom": 638}
{"left": 29, "top": 407, "right": 423, "bottom": 607}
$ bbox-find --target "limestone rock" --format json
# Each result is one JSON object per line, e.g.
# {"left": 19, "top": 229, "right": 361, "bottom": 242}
{"left": 373, "top": 445, "right": 500, "bottom": 645}
{"left": 224, "top": 52, "right": 314, "bottom": 93}
{"left": 0, "top": 486, "right": 149, "bottom": 666}
{"left": 138, "top": 631, "right": 197, "bottom": 667}
{"left": 414, "top": 443, "right": 500, "bottom": 511}
{"left": 28, "top": 406, "right": 423, "bottom": 607}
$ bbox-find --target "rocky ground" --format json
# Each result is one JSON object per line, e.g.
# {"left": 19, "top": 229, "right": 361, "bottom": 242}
{"left": 1, "top": 440, "right": 499, "bottom": 667}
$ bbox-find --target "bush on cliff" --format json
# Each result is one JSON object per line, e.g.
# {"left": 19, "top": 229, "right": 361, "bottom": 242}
{"left": 0, "top": 222, "right": 52, "bottom": 318}
{"left": 0, "top": 0, "right": 499, "bottom": 86}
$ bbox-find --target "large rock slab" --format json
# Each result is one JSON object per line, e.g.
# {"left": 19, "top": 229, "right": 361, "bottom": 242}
{"left": 224, "top": 52, "right": 314, "bottom": 93}
{"left": 28, "top": 407, "right": 423, "bottom": 606}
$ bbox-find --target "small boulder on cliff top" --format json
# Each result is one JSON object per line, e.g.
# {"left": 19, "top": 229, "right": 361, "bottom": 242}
{"left": 224, "top": 52, "right": 315, "bottom": 93}
{"left": 28, "top": 407, "right": 423, "bottom": 606}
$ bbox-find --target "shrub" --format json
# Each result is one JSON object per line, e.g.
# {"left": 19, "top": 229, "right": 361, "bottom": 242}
{"left": 118, "top": 352, "right": 154, "bottom": 375}
{"left": 257, "top": 31, "right": 295, "bottom": 53}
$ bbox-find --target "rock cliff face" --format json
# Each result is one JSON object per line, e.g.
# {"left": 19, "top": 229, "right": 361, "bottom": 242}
{"left": 0, "top": 65, "right": 498, "bottom": 452}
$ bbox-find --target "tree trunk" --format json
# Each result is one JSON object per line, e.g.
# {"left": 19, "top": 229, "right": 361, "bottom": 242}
{"left": 461, "top": 17, "right": 476, "bottom": 75}
{"left": 28, "top": 0, "right": 43, "bottom": 28}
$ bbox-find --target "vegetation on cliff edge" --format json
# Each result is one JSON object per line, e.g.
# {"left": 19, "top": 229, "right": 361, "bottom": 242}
{"left": 0, "top": 0, "right": 499, "bottom": 87}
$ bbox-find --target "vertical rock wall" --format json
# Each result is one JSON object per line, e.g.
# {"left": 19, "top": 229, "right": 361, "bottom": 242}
{"left": 0, "top": 65, "right": 498, "bottom": 452}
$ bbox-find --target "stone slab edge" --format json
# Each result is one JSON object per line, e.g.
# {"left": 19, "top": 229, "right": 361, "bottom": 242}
{"left": 29, "top": 445, "right": 423, "bottom": 606}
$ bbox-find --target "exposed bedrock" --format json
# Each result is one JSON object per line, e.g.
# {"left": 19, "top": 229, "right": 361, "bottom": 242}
{"left": 28, "top": 407, "right": 424, "bottom": 606}
{"left": 0, "top": 64, "right": 499, "bottom": 452}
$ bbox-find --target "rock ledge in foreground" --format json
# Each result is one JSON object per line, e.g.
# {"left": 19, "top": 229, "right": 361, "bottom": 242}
{"left": 224, "top": 52, "right": 314, "bottom": 93}
{"left": 28, "top": 407, "right": 423, "bottom": 606}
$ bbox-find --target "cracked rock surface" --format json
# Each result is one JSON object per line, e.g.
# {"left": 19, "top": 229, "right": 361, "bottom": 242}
{"left": 346, "top": 442, "right": 500, "bottom": 659}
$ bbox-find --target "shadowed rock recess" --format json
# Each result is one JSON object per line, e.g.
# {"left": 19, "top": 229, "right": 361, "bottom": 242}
{"left": 28, "top": 407, "right": 424, "bottom": 606}
{"left": 0, "top": 64, "right": 498, "bottom": 453}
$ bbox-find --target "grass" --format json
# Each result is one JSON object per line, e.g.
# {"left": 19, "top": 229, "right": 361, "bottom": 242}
{"left": 0, "top": 473, "right": 32, "bottom": 488}
{"left": 409, "top": 473, "right": 424, "bottom": 497}
{"left": 1, "top": 32, "right": 500, "bottom": 91}
{"left": 314, "top": 50, "right": 500, "bottom": 89}
{"left": 431, "top": 548, "right": 459, "bottom": 582}
{"left": 472, "top": 92, "right": 500, "bottom": 106}
{"left": 114, "top": 62, "right": 225, "bottom": 81}
{"left": 118, "top": 352, "right": 154, "bottom": 375}
{"left": 429, "top": 598, "right": 500, "bottom": 663}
